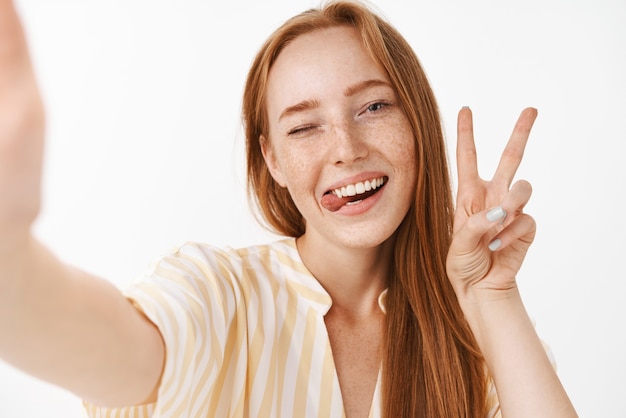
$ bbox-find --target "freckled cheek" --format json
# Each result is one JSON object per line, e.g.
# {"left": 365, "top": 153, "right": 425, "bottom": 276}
{"left": 277, "top": 150, "right": 321, "bottom": 198}
{"left": 381, "top": 121, "right": 417, "bottom": 172}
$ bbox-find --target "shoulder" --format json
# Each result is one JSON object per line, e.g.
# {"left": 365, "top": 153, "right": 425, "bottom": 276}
{"left": 129, "top": 238, "right": 299, "bottom": 301}
{"left": 120, "top": 238, "right": 299, "bottom": 342}
{"left": 203, "top": 237, "right": 300, "bottom": 279}
{"left": 146, "top": 238, "right": 296, "bottom": 275}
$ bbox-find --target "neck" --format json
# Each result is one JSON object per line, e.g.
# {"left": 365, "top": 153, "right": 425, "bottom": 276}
{"left": 296, "top": 233, "right": 392, "bottom": 317}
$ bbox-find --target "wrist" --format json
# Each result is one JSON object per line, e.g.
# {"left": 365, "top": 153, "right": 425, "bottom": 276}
{"left": 453, "top": 278, "right": 520, "bottom": 314}
{"left": 456, "top": 286, "right": 527, "bottom": 351}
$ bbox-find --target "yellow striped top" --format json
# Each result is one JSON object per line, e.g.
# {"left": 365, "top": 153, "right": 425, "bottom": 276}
{"left": 83, "top": 237, "right": 505, "bottom": 417}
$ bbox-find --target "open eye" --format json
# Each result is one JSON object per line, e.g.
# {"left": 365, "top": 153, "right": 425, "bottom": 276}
{"left": 367, "top": 102, "right": 387, "bottom": 112}
{"left": 360, "top": 101, "right": 392, "bottom": 116}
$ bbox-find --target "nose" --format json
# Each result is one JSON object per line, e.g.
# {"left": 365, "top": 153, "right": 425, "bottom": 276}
{"left": 331, "top": 122, "right": 368, "bottom": 165}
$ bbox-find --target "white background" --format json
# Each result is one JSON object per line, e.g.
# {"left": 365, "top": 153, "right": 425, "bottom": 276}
{"left": 1, "top": 0, "right": 624, "bottom": 416}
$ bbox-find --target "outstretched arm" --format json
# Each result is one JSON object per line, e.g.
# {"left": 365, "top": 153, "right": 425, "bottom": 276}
{"left": 446, "top": 107, "right": 577, "bottom": 417}
{"left": 0, "top": 0, "right": 164, "bottom": 407}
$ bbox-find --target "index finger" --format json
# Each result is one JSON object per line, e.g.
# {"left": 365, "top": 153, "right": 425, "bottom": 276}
{"left": 492, "top": 107, "right": 538, "bottom": 187}
{"left": 456, "top": 106, "right": 479, "bottom": 187}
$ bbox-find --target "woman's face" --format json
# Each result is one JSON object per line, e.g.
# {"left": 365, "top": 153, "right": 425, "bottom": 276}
{"left": 263, "top": 25, "right": 417, "bottom": 250}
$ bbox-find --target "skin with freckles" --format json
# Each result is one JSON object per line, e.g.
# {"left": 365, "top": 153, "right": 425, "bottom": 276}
{"left": 262, "top": 26, "right": 416, "bottom": 254}
{"left": 261, "top": 26, "right": 417, "bottom": 417}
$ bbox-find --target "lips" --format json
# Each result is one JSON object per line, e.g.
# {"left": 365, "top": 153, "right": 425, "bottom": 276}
{"left": 321, "top": 176, "right": 386, "bottom": 212}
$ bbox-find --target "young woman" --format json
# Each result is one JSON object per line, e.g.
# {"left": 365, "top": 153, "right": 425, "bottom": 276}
{"left": 0, "top": 0, "right": 576, "bottom": 417}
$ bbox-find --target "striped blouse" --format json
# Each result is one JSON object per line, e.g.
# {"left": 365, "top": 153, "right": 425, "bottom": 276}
{"left": 83, "top": 238, "right": 504, "bottom": 417}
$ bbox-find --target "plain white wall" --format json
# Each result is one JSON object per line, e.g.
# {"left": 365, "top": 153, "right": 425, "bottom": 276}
{"left": 1, "top": 0, "right": 624, "bottom": 416}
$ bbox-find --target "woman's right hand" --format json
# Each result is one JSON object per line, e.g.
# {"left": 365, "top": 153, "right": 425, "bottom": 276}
{"left": 0, "top": 0, "right": 45, "bottom": 247}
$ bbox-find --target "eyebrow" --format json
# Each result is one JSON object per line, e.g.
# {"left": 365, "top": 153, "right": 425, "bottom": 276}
{"left": 343, "top": 79, "right": 391, "bottom": 97}
{"left": 277, "top": 79, "right": 392, "bottom": 122}
{"left": 278, "top": 99, "right": 320, "bottom": 122}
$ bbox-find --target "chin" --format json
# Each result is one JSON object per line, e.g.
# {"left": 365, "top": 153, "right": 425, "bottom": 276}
{"left": 329, "top": 222, "right": 399, "bottom": 251}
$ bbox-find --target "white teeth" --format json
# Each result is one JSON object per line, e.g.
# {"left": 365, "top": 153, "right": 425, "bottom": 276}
{"left": 332, "top": 177, "right": 385, "bottom": 198}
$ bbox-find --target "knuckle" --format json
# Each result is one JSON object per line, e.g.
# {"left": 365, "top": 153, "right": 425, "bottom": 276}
{"left": 522, "top": 213, "right": 536, "bottom": 229}
{"left": 515, "top": 179, "right": 533, "bottom": 194}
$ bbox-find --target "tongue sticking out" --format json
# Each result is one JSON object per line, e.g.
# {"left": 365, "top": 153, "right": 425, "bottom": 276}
{"left": 321, "top": 187, "right": 382, "bottom": 212}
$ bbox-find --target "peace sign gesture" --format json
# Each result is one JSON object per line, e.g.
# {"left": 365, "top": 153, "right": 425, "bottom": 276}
{"left": 446, "top": 107, "right": 538, "bottom": 303}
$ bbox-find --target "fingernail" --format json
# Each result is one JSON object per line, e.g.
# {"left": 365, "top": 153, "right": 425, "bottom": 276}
{"left": 486, "top": 206, "right": 507, "bottom": 222}
{"left": 488, "top": 239, "right": 502, "bottom": 251}
{"left": 462, "top": 105, "right": 470, "bottom": 109}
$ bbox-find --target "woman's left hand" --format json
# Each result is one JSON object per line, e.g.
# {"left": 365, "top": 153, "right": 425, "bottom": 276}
{"left": 446, "top": 107, "right": 538, "bottom": 303}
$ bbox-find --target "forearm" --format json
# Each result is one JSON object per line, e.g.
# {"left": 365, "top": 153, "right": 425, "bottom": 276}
{"left": 0, "top": 234, "right": 164, "bottom": 407}
{"left": 459, "top": 288, "right": 577, "bottom": 418}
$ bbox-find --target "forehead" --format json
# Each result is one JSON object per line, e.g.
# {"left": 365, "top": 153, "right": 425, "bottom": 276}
{"left": 265, "top": 25, "right": 390, "bottom": 119}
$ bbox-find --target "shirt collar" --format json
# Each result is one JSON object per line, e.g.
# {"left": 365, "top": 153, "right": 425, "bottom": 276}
{"left": 280, "top": 237, "right": 388, "bottom": 316}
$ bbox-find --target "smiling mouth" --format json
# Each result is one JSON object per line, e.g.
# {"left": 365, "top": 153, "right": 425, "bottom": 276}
{"left": 321, "top": 176, "right": 387, "bottom": 212}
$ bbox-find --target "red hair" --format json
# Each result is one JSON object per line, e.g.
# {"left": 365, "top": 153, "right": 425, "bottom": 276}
{"left": 243, "top": 2, "right": 488, "bottom": 416}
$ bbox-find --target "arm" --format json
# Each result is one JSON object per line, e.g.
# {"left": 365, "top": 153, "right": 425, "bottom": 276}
{"left": 446, "top": 107, "right": 577, "bottom": 417}
{"left": 0, "top": 0, "right": 164, "bottom": 407}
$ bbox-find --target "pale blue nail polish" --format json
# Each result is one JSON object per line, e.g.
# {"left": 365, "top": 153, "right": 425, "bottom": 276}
{"left": 488, "top": 239, "right": 502, "bottom": 251}
{"left": 486, "top": 207, "right": 507, "bottom": 222}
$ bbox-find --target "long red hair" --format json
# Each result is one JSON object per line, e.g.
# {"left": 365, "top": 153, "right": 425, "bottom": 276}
{"left": 243, "top": 1, "right": 488, "bottom": 416}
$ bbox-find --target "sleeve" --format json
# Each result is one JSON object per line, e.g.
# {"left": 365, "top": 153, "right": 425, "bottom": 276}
{"left": 83, "top": 242, "right": 243, "bottom": 418}
{"left": 484, "top": 338, "right": 557, "bottom": 418}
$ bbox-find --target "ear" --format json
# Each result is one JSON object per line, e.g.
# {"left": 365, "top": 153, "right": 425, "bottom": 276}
{"left": 260, "top": 135, "right": 287, "bottom": 188}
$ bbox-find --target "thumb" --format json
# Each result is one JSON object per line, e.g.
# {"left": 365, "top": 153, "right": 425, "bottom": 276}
{"left": 452, "top": 206, "right": 507, "bottom": 253}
